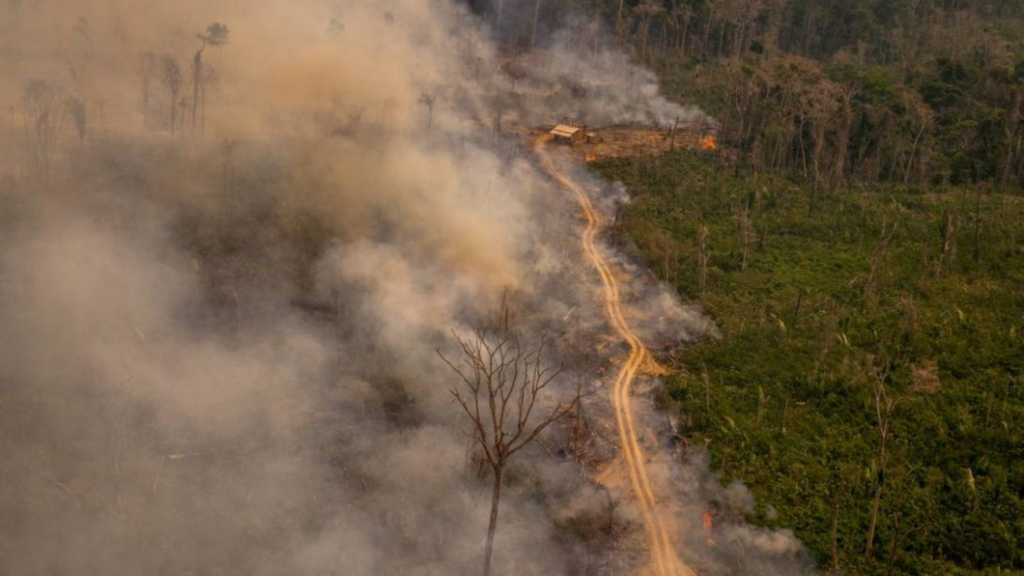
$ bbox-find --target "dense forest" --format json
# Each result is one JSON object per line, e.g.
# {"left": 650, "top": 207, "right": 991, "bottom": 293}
{"left": 582, "top": 1, "right": 1024, "bottom": 575}
{"left": 476, "top": 0, "right": 1024, "bottom": 188}
{"left": 624, "top": 0, "right": 1024, "bottom": 189}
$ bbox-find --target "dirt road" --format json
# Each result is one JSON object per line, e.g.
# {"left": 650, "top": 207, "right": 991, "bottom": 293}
{"left": 536, "top": 137, "right": 697, "bottom": 576}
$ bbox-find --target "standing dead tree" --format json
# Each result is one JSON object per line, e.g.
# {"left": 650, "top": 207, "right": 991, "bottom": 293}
{"left": 864, "top": 217, "right": 898, "bottom": 299}
{"left": 738, "top": 201, "right": 752, "bottom": 271}
{"left": 531, "top": 0, "right": 542, "bottom": 47}
{"left": 191, "top": 23, "right": 229, "bottom": 132}
{"left": 160, "top": 55, "right": 183, "bottom": 136}
{"left": 936, "top": 211, "right": 957, "bottom": 277}
{"left": 438, "top": 303, "right": 576, "bottom": 576}
{"left": 418, "top": 92, "right": 436, "bottom": 136}
{"left": 198, "top": 64, "right": 219, "bottom": 131}
{"left": 221, "top": 138, "right": 237, "bottom": 195}
{"left": 139, "top": 52, "right": 157, "bottom": 128}
{"left": 865, "top": 359, "right": 900, "bottom": 559}
{"left": 22, "top": 80, "right": 68, "bottom": 187}
{"left": 697, "top": 222, "right": 710, "bottom": 298}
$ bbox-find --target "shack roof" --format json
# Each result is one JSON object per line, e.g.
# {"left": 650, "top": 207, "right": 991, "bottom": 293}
{"left": 550, "top": 124, "right": 581, "bottom": 138}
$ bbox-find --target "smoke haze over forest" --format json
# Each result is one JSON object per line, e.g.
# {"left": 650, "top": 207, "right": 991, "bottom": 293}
{"left": 1, "top": 2, "right": 805, "bottom": 575}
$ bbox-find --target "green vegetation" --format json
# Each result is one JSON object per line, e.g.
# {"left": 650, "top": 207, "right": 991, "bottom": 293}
{"left": 559, "top": 0, "right": 1024, "bottom": 189}
{"left": 574, "top": 2, "right": 1024, "bottom": 574}
{"left": 594, "top": 150, "right": 1024, "bottom": 576}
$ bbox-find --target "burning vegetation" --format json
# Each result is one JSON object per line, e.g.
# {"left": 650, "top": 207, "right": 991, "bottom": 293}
{"left": 555, "top": 121, "right": 719, "bottom": 163}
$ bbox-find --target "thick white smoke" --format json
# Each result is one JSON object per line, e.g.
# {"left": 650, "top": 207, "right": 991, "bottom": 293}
{"left": 0, "top": 1, "right": 805, "bottom": 575}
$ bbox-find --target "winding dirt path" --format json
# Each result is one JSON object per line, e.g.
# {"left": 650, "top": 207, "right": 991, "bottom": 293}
{"left": 535, "top": 137, "right": 697, "bottom": 576}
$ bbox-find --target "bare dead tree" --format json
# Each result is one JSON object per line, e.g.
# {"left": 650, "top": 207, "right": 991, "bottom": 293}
{"left": 531, "top": 0, "right": 542, "bottom": 47}
{"left": 495, "top": 0, "right": 506, "bottom": 43}
{"left": 972, "top": 185, "right": 983, "bottom": 267}
{"left": 936, "top": 211, "right": 957, "bottom": 277}
{"left": 882, "top": 479, "right": 926, "bottom": 576}
{"left": 830, "top": 500, "right": 841, "bottom": 572}
{"left": 438, "top": 301, "right": 576, "bottom": 576}
{"left": 615, "top": 0, "right": 628, "bottom": 39}
{"left": 697, "top": 222, "right": 710, "bottom": 298}
{"left": 634, "top": 0, "right": 665, "bottom": 62}
{"left": 804, "top": 80, "right": 841, "bottom": 214}
{"left": 418, "top": 92, "right": 436, "bottom": 136}
{"left": 139, "top": 52, "right": 156, "bottom": 128}
{"left": 738, "top": 201, "right": 752, "bottom": 271}
{"left": 178, "top": 98, "right": 189, "bottom": 134}
{"left": 66, "top": 96, "right": 87, "bottom": 143}
{"left": 865, "top": 217, "right": 898, "bottom": 299}
{"left": 160, "top": 55, "right": 182, "bottom": 136}
{"left": 192, "top": 23, "right": 229, "bottom": 131}
{"left": 221, "top": 138, "right": 237, "bottom": 195}
{"left": 22, "top": 80, "right": 68, "bottom": 186}
{"left": 865, "top": 359, "right": 900, "bottom": 558}
{"left": 198, "top": 63, "right": 219, "bottom": 132}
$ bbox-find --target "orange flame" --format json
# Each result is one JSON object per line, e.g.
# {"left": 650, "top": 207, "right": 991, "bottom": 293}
{"left": 585, "top": 154, "right": 598, "bottom": 163}
{"left": 701, "top": 135, "right": 717, "bottom": 151}
{"left": 702, "top": 511, "right": 714, "bottom": 530}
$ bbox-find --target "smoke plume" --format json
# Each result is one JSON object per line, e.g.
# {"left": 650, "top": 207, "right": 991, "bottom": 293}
{"left": 1, "top": 1, "right": 806, "bottom": 575}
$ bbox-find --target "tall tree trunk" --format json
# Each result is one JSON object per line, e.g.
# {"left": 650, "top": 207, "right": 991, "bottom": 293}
{"left": 739, "top": 202, "right": 751, "bottom": 270}
{"left": 141, "top": 65, "right": 151, "bottom": 129}
{"left": 698, "top": 224, "right": 710, "bottom": 298}
{"left": 884, "top": 511, "right": 903, "bottom": 576}
{"left": 482, "top": 466, "right": 504, "bottom": 576}
{"left": 904, "top": 120, "right": 928, "bottom": 184}
{"left": 733, "top": 20, "right": 745, "bottom": 58}
{"left": 830, "top": 501, "right": 841, "bottom": 571}
{"left": 972, "top": 185, "right": 982, "bottom": 266}
{"left": 937, "top": 212, "right": 957, "bottom": 277}
{"left": 496, "top": 0, "right": 505, "bottom": 44}
{"left": 803, "top": 10, "right": 814, "bottom": 56}
{"left": 717, "top": 20, "right": 727, "bottom": 57}
{"left": 616, "top": 0, "right": 625, "bottom": 39}
{"left": 866, "top": 380, "right": 896, "bottom": 558}
{"left": 531, "top": 0, "right": 541, "bottom": 47}
{"left": 680, "top": 17, "right": 690, "bottom": 57}
{"left": 834, "top": 89, "right": 853, "bottom": 186}
{"left": 1002, "top": 88, "right": 1021, "bottom": 185}
{"left": 662, "top": 20, "right": 669, "bottom": 57}
{"left": 702, "top": 17, "right": 713, "bottom": 58}
{"left": 865, "top": 480, "right": 883, "bottom": 557}
{"left": 810, "top": 122, "right": 826, "bottom": 215}
{"left": 192, "top": 43, "right": 205, "bottom": 131}
{"left": 170, "top": 92, "right": 177, "bottom": 136}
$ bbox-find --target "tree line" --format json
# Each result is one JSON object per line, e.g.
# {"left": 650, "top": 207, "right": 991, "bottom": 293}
{"left": 475, "top": 0, "right": 1024, "bottom": 188}
{"left": 614, "top": 0, "right": 1024, "bottom": 188}
{"left": 139, "top": 22, "right": 230, "bottom": 136}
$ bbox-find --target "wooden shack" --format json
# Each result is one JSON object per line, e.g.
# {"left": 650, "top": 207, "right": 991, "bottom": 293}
{"left": 550, "top": 123, "right": 585, "bottom": 144}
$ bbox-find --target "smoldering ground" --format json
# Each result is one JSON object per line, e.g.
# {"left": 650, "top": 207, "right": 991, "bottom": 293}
{"left": 3, "top": 1, "right": 805, "bottom": 575}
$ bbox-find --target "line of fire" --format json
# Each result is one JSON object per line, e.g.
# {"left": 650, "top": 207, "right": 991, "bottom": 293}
{"left": 542, "top": 116, "right": 718, "bottom": 163}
